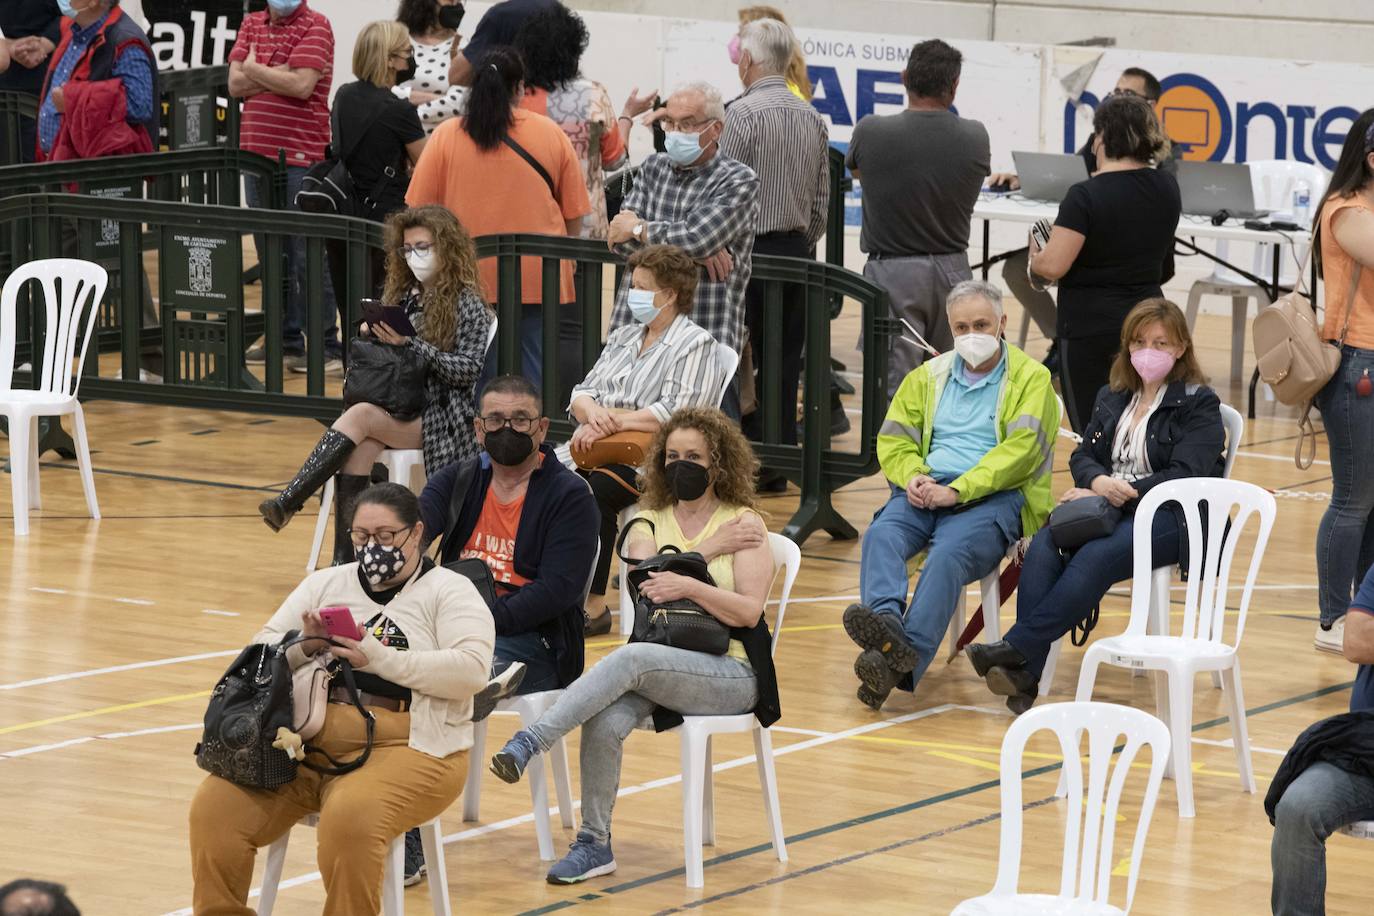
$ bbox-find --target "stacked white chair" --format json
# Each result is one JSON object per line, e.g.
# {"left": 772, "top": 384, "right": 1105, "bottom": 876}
{"left": 307, "top": 317, "right": 498, "bottom": 569}
{"left": 952, "top": 701, "right": 1171, "bottom": 914}
{"left": 1, "top": 258, "right": 107, "bottom": 536}
{"left": 1066, "top": 477, "right": 1275, "bottom": 817}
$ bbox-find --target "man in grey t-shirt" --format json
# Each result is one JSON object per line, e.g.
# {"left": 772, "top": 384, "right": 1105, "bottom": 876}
{"left": 846, "top": 39, "right": 990, "bottom": 396}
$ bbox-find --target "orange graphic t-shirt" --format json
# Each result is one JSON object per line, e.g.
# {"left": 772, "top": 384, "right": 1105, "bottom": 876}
{"left": 460, "top": 487, "right": 530, "bottom": 593}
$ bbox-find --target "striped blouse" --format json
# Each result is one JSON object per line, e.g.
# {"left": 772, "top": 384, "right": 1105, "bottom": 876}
{"left": 568, "top": 313, "right": 725, "bottom": 424}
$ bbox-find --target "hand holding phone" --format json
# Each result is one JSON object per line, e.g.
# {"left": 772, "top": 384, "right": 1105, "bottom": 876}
{"left": 318, "top": 606, "right": 362, "bottom": 641}
{"left": 359, "top": 298, "right": 418, "bottom": 338}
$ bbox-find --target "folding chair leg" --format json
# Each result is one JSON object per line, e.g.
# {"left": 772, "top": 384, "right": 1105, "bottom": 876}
{"left": 979, "top": 573, "right": 1001, "bottom": 641}
{"left": 420, "top": 819, "right": 454, "bottom": 916}
{"left": 1153, "top": 670, "right": 1174, "bottom": 779}
{"left": 679, "top": 727, "right": 708, "bottom": 888}
{"left": 1221, "top": 660, "right": 1256, "bottom": 794}
{"left": 526, "top": 750, "right": 556, "bottom": 860}
{"left": 753, "top": 727, "right": 788, "bottom": 863}
{"left": 27, "top": 415, "right": 40, "bottom": 509}
{"left": 1039, "top": 639, "right": 1062, "bottom": 697}
{"left": 702, "top": 735, "right": 715, "bottom": 847}
{"left": 461, "top": 718, "right": 487, "bottom": 822}
{"left": 71, "top": 407, "right": 99, "bottom": 520}
{"left": 549, "top": 736, "right": 575, "bottom": 829}
{"left": 307, "top": 477, "right": 335, "bottom": 572}
{"left": 1166, "top": 668, "right": 1197, "bottom": 818}
{"left": 381, "top": 832, "right": 405, "bottom": 916}
{"left": 9, "top": 411, "right": 31, "bottom": 536}
{"left": 1058, "top": 651, "right": 1104, "bottom": 797}
{"left": 257, "top": 831, "right": 290, "bottom": 916}
{"left": 946, "top": 590, "right": 966, "bottom": 658}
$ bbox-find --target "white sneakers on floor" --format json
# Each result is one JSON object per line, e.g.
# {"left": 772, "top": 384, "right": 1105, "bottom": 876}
{"left": 1315, "top": 617, "right": 1346, "bottom": 655}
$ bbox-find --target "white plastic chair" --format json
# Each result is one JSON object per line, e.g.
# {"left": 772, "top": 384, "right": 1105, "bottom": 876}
{"left": 306, "top": 318, "right": 499, "bottom": 569}
{"left": 1339, "top": 821, "right": 1374, "bottom": 840}
{"left": 258, "top": 814, "right": 450, "bottom": 916}
{"left": 460, "top": 541, "right": 598, "bottom": 860}
{"left": 1184, "top": 160, "right": 1329, "bottom": 386}
{"left": 1, "top": 259, "right": 107, "bottom": 536}
{"left": 1039, "top": 402, "right": 1243, "bottom": 697}
{"left": 952, "top": 702, "right": 1171, "bottom": 915}
{"left": 1066, "top": 478, "right": 1275, "bottom": 817}
{"left": 668, "top": 531, "right": 799, "bottom": 888}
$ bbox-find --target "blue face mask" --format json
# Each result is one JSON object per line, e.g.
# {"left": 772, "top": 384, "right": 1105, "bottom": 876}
{"left": 266, "top": 0, "right": 304, "bottom": 15}
{"left": 56, "top": 0, "right": 84, "bottom": 17}
{"left": 628, "top": 288, "right": 661, "bottom": 325}
{"left": 664, "top": 130, "right": 706, "bottom": 166}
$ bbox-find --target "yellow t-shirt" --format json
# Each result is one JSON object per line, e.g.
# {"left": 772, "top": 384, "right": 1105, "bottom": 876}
{"left": 630, "top": 502, "right": 764, "bottom": 664}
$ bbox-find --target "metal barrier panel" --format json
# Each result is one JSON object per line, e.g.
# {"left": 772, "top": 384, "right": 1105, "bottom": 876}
{"left": 159, "top": 65, "right": 239, "bottom": 151}
{"left": 0, "top": 91, "right": 38, "bottom": 166}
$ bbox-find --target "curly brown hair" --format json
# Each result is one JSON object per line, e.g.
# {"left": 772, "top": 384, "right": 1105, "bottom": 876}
{"left": 627, "top": 244, "right": 698, "bottom": 316}
{"left": 1107, "top": 298, "right": 1207, "bottom": 392}
{"left": 381, "top": 205, "right": 487, "bottom": 350}
{"left": 639, "top": 407, "right": 759, "bottom": 511}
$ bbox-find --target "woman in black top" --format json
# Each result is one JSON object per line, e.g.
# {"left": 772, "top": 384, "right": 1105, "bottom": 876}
{"left": 326, "top": 20, "right": 429, "bottom": 307}
{"left": 1029, "top": 93, "right": 1181, "bottom": 432}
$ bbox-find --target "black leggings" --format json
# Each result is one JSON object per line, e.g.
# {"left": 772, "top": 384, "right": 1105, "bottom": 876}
{"left": 1058, "top": 333, "right": 1120, "bottom": 433}
{"left": 582, "top": 464, "right": 641, "bottom": 596}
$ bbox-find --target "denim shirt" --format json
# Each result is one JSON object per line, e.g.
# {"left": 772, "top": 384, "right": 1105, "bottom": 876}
{"left": 37, "top": 11, "right": 156, "bottom": 154}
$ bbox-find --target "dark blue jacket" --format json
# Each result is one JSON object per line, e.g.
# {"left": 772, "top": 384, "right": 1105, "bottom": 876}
{"left": 420, "top": 443, "right": 598, "bottom": 687}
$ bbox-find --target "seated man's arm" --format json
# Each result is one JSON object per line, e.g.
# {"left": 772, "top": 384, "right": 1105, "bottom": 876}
{"left": 489, "top": 485, "right": 600, "bottom": 635}
{"left": 418, "top": 462, "right": 459, "bottom": 552}
{"left": 949, "top": 367, "right": 1059, "bottom": 502}
{"left": 641, "top": 170, "right": 759, "bottom": 260}
{"left": 1345, "top": 606, "right": 1374, "bottom": 664}
{"left": 876, "top": 368, "right": 932, "bottom": 489}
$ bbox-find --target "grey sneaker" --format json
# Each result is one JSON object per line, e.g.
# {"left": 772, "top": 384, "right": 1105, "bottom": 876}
{"left": 245, "top": 343, "right": 267, "bottom": 364}
{"left": 546, "top": 832, "right": 616, "bottom": 884}
{"left": 402, "top": 827, "right": 425, "bottom": 886}
{"left": 472, "top": 661, "right": 527, "bottom": 723}
{"left": 282, "top": 351, "right": 308, "bottom": 373}
{"left": 490, "top": 728, "right": 543, "bottom": 784}
{"left": 288, "top": 354, "right": 343, "bottom": 374}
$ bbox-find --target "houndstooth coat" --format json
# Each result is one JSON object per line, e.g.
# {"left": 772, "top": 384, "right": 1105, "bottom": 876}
{"left": 404, "top": 286, "right": 492, "bottom": 475}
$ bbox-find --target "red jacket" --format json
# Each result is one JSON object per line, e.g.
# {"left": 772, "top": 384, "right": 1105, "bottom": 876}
{"left": 47, "top": 78, "right": 154, "bottom": 162}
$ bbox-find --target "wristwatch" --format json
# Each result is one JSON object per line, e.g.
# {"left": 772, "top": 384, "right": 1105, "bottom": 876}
{"left": 631, "top": 222, "right": 645, "bottom": 241}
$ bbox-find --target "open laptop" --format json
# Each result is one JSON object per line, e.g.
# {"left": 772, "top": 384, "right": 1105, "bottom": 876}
{"left": 1175, "top": 161, "right": 1268, "bottom": 219}
{"left": 1012, "top": 151, "right": 1091, "bottom": 203}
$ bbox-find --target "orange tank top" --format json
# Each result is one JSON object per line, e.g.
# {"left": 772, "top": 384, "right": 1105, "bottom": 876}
{"left": 1319, "top": 195, "right": 1374, "bottom": 349}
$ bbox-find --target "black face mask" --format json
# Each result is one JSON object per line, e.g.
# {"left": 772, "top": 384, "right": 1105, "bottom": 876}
{"left": 485, "top": 426, "right": 536, "bottom": 466}
{"left": 396, "top": 56, "right": 417, "bottom": 85}
{"left": 665, "top": 460, "right": 710, "bottom": 502}
{"left": 438, "top": 3, "right": 465, "bottom": 30}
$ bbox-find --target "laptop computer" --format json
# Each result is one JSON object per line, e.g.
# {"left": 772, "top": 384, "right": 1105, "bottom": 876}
{"left": 1012, "top": 151, "right": 1091, "bottom": 203}
{"left": 1175, "top": 161, "right": 1268, "bottom": 219}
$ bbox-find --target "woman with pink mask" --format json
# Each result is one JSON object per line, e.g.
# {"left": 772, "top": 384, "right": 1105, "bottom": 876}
{"left": 964, "top": 298, "right": 1225, "bottom": 714}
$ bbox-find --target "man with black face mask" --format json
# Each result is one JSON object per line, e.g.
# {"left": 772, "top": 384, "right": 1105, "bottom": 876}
{"left": 419, "top": 375, "right": 599, "bottom": 713}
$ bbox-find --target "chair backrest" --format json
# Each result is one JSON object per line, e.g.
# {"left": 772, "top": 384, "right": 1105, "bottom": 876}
{"left": 0, "top": 259, "right": 108, "bottom": 397}
{"left": 989, "top": 702, "right": 1171, "bottom": 912}
{"left": 713, "top": 343, "right": 739, "bottom": 408}
{"left": 1125, "top": 478, "right": 1275, "bottom": 646}
{"left": 766, "top": 532, "right": 801, "bottom": 656}
{"left": 1218, "top": 402, "right": 1244, "bottom": 478}
{"left": 1247, "top": 159, "right": 1330, "bottom": 213}
{"left": 485, "top": 314, "right": 499, "bottom": 353}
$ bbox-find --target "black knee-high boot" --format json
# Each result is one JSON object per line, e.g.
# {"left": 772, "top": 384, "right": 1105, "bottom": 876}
{"left": 332, "top": 473, "right": 370, "bottom": 565}
{"left": 258, "top": 429, "right": 355, "bottom": 532}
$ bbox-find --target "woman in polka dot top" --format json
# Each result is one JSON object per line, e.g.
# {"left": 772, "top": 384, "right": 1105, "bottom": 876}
{"left": 393, "top": 0, "right": 468, "bottom": 135}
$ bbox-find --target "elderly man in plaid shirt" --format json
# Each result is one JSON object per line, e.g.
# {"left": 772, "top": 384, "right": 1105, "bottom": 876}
{"left": 606, "top": 81, "right": 759, "bottom": 418}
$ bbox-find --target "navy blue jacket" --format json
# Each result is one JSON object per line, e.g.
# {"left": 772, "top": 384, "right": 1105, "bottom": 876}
{"left": 420, "top": 444, "right": 598, "bottom": 687}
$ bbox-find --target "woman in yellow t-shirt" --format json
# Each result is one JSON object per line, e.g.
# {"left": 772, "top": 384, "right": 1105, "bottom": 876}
{"left": 489, "top": 407, "right": 780, "bottom": 885}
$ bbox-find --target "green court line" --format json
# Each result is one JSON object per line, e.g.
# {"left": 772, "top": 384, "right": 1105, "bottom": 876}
{"left": 512, "top": 679, "right": 1354, "bottom": 915}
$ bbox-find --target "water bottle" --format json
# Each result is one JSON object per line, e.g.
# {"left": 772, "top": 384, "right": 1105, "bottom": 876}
{"left": 1293, "top": 180, "right": 1312, "bottom": 226}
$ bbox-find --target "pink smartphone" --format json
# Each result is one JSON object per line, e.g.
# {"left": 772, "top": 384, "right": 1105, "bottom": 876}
{"left": 318, "top": 606, "right": 361, "bottom": 641}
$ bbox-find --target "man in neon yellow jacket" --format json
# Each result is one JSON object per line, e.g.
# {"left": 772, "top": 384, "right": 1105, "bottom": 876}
{"left": 843, "top": 280, "right": 1059, "bottom": 709}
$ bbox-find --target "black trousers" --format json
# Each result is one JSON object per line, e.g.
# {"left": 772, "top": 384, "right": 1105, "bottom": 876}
{"left": 1058, "top": 333, "right": 1120, "bottom": 433}
{"left": 582, "top": 464, "right": 640, "bottom": 596}
{"left": 743, "top": 231, "right": 809, "bottom": 446}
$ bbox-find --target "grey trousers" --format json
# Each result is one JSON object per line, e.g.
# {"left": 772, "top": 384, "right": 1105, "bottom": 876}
{"left": 526, "top": 643, "right": 757, "bottom": 844}
{"left": 863, "top": 253, "right": 968, "bottom": 395}
{"left": 1000, "top": 249, "right": 1058, "bottom": 340}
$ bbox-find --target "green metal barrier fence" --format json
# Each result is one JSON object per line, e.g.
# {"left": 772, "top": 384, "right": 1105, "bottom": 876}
{"left": 0, "top": 91, "right": 38, "bottom": 166}
{"left": 2, "top": 197, "right": 889, "bottom": 544}
{"left": 159, "top": 65, "right": 239, "bottom": 151}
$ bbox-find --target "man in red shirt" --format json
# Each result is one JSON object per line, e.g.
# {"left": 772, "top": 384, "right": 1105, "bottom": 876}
{"left": 229, "top": 0, "right": 341, "bottom": 371}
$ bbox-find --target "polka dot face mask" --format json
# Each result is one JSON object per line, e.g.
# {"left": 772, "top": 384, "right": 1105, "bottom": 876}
{"left": 356, "top": 541, "right": 408, "bottom": 587}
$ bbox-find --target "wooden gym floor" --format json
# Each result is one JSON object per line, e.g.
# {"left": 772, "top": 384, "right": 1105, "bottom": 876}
{"left": 1, "top": 296, "right": 1367, "bottom": 915}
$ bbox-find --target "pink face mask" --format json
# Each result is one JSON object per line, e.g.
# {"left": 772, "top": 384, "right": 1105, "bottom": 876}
{"left": 1130, "top": 347, "right": 1177, "bottom": 383}
{"left": 728, "top": 34, "right": 741, "bottom": 65}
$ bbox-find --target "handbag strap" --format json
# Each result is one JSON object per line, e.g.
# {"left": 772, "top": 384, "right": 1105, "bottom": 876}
{"left": 301, "top": 659, "right": 376, "bottom": 776}
{"left": 1295, "top": 403, "right": 1319, "bottom": 470}
{"left": 614, "top": 515, "right": 660, "bottom": 565}
{"left": 331, "top": 93, "right": 391, "bottom": 166}
{"left": 1334, "top": 263, "right": 1365, "bottom": 348}
{"left": 434, "top": 456, "right": 481, "bottom": 556}
{"left": 501, "top": 133, "right": 556, "bottom": 198}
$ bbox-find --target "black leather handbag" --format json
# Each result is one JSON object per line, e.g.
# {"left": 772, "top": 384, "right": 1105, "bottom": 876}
{"left": 1047, "top": 494, "right": 1122, "bottom": 550}
{"left": 343, "top": 337, "right": 428, "bottom": 420}
{"left": 617, "top": 520, "right": 731, "bottom": 655}
{"left": 194, "top": 634, "right": 375, "bottom": 789}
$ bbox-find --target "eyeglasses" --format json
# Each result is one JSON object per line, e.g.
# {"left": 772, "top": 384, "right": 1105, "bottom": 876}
{"left": 658, "top": 118, "right": 714, "bottom": 133}
{"left": 478, "top": 415, "right": 539, "bottom": 433}
{"left": 348, "top": 525, "right": 415, "bottom": 548}
{"left": 398, "top": 242, "right": 433, "bottom": 256}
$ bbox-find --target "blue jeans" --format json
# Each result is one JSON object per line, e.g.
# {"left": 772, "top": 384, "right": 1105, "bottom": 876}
{"left": 859, "top": 488, "right": 1024, "bottom": 687}
{"left": 245, "top": 168, "right": 339, "bottom": 353}
{"left": 1315, "top": 346, "right": 1374, "bottom": 626}
{"left": 477, "top": 302, "right": 582, "bottom": 405}
{"left": 494, "top": 630, "right": 560, "bottom": 694}
{"left": 1003, "top": 507, "right": 1182, "bottom": 679}
{"left": 1271, "top": 761, "right": 1374, "bottom": 915}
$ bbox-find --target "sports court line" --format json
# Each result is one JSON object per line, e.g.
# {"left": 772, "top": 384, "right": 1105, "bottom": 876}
{"left": 0, "top": 650, "right": 238, "bottom": 691}
{"left": 0, "top": 723, "right": 201, "bottom": 760}
{"left": 1234, "top": 449, "right": 1330, "bottom": 467}
{"left": 509, "top": 679, "right": 1355, "bottom": 914}
{"left": 24, "top": 459, "right": 278, "bottom": 493}
{"left": 0, "top": 690, "right": 211, "bottom": 736}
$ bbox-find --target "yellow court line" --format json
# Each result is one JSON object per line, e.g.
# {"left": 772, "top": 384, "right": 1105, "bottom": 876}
{"left": 847, "top": 733, "right": 1061, "bottom": 761}
{"left": 0, "top": 689, "right": 211, "bottom": 736}
{"left": 927, "top": 750, "right": 1003, "bottom": 773}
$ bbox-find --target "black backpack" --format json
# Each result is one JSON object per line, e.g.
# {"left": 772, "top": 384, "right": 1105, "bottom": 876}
{"left": 296, "top": 96, "right": 396, "bottom": 219}
{"left": 617, "top": 519, "right": 731, "bottom": 655}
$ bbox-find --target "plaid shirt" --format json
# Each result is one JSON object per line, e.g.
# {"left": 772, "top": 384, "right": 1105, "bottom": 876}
{"left": 610, "top": 151, "right": 759, "bottom": 354}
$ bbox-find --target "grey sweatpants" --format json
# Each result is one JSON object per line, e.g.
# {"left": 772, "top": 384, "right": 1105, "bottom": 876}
{"left": 863, "top": 253, "right": 970, "bottom": 396}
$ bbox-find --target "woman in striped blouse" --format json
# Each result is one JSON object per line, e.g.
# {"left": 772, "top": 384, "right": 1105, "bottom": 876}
{"left": 570, "top": 244, "right": 727, "bottom": 635}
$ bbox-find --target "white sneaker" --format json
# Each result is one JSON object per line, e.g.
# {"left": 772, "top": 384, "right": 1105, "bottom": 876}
{"left": 1315, "top": 617, "right": 1345, "bottom": 655}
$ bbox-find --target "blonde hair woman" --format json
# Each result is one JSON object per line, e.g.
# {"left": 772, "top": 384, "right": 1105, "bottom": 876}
{"left": 734, "top": 5, "right": 811, "bottom": 100}
{"left": 260, "top": 206, "right": 493, "bottom": 565}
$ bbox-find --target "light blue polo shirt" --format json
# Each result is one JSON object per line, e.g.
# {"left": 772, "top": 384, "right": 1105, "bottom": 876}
{"left": 925, "top": 346, "right": 1006, "bottom": 481}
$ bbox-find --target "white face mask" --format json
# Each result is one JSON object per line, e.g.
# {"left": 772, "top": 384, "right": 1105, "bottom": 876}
{"left": 405, "top": 249, "right": 436, "bottom": 285}
{"left": 953, "top": 332, "right": 1001, "bottom": 368}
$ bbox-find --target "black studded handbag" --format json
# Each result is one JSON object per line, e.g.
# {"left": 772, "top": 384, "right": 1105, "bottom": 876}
{"left": 616, "top": 519, "right": 732, "bottom": 655}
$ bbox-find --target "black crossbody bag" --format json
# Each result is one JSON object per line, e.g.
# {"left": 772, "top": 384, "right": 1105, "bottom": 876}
{"left": 615, "top": 518, "right": 732, "bottom": 655}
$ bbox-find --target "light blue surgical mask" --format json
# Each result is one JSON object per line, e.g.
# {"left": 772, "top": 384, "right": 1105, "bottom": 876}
{"left": 628, "top": 288, "right": 661, "bottom": 325}
{"left": 56, "top": 0, "right": 85, "bottom": 18}
{"left": 266, "top": 0, "right": 304, "bottom": 16}
{"left": 664, "top": 130, "right": 706, "bottom": 167}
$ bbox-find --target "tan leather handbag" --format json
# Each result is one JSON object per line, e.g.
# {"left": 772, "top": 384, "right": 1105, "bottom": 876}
{"left": 292, "top": 652, "right": 334, "bottom": 741}
{"left": 1253, "top": 255, "right": 1362, "bottom": 468}
{"left": 570, "top": 430, "right": 655, "bottom": 470}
